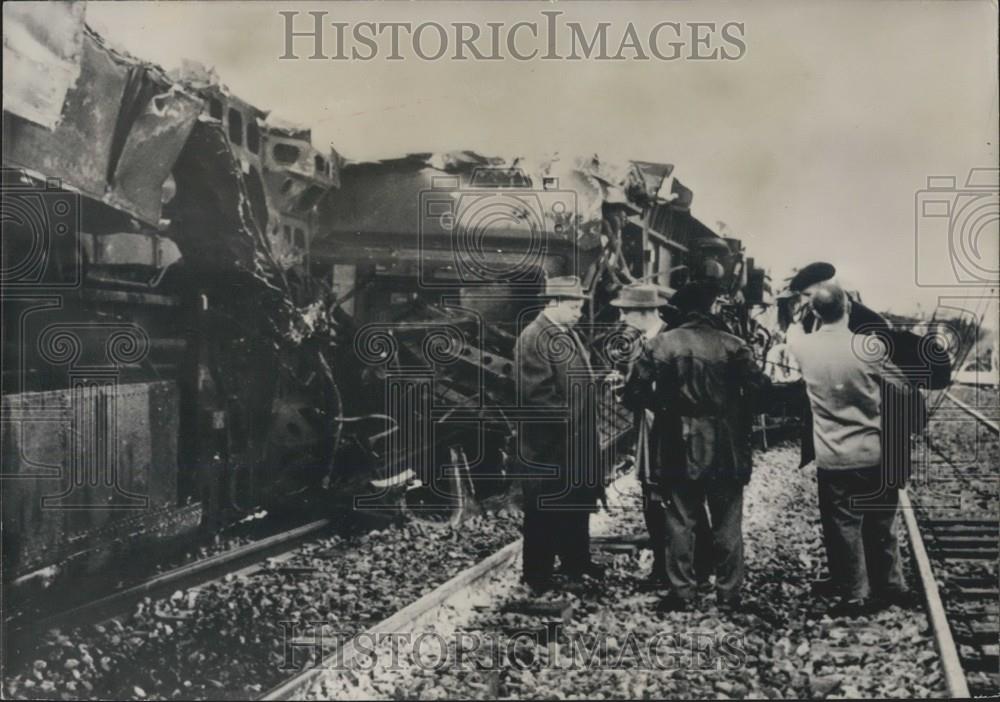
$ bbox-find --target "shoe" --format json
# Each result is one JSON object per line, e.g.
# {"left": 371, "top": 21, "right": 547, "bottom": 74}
{"left": 697, "top": 578, "right": 714, "bottom": 595}
{"left": 810, "top": 578, "right": 841, "bottom": 598}
{"left": 656, "top": 594, "right": 695, "bottom": 613}
{"left": 522, "top": 578, "right": 555, "bottom": 595}
{"left": 637, "top": 574, "right": 670, "bottom": 591}
{"left": 827, "top": 598, "right": 875, "bottom": 618}
{"left": 717, "top": 595, "right": 742, "bottom": 613}
{"left": 872, "top": 589, "right": 921, "bottom": 610}
{"left": 563, "top": 563, "right": 606, "bottom": 581}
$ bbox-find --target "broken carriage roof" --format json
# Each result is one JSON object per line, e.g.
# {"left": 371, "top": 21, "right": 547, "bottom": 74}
{"left": 169, "top": 59, "right": 316, "bottom": 141}
{"left": 315, "top": 150, "right": 696, "bottom": 239}
{"left": 2, "top": 11, "right": 333, "bottom": 227}
{"left": 2, "top": 10, "right": 203, "bottom": 226}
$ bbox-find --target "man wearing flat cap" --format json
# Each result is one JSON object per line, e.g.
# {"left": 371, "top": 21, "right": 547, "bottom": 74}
{"left": 514, "top": 275, "right": 603, "bottom": 592}
{"left": 628, "top": 280, "right": 770, "bottom": 611}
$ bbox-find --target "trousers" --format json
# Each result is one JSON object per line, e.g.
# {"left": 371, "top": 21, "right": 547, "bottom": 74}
{"left": 663, "top": 479, "right": 745, "bottom": 602}
{"left": 817, "top": 466, "right": 906, "bottom": 600}
{"left": 520, "top": 476, "right": 592, "bottom": 584}
{"left": 644, "top": 482, "right": 713, "bottom": 581}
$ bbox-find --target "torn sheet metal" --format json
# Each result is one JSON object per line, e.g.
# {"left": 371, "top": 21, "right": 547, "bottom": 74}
{"left": 166, "top": 119, "right": 263, "bottom": 273}
{"left": 166, "top": 118, "right": 317, "bottom": 346}
{"left": 264, "top": 115, "right": 311, "bottom": 141}
{"left": 3, "top": 27, "right": 201, "bottom": 225}
{"left": 2, "top": 1, "right": 86, "bottom": 129}
{"left": 108, "top": 77, "right": 202, "bottom": 220}
{"left": 4, "top": 30, "right": 125, "bottom": 204}
{"left": 629, "top": 160, "right": 693, "bottom": 211}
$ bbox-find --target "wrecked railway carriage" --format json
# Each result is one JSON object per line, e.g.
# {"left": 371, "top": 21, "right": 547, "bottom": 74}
{"left": 308, "top": 152, "right": 768, "bottom": 514}
{"left": 1, "top": 6, "right": 765, "bottom": 586}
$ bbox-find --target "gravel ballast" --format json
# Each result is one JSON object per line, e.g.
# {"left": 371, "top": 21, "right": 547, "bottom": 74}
{"left": 308, "top": 444, "right": 949, "bottom": 700}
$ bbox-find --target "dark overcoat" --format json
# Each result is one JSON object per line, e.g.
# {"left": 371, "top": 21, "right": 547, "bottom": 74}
{"left": 514, "top": 312, "right": 602, "bottom": 504}
{"left": 625, "top": 313, "right": 770, "bottom": 484}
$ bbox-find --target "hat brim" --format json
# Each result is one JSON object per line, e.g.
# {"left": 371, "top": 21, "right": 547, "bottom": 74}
{"left": 609, "top": 299, "right": 665, "bottom": 308}
{"left": 540, "top": 291, "right": 588, "bottom": 300}
{"left": 604, "top": 201, "right": 643, "bottom": 216}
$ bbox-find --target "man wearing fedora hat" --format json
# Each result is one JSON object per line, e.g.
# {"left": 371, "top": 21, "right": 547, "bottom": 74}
{"left": 609, "top": 283, "right": 669, "bottom": 586}
{"left": 615, "top": 284, "right": 713, "bottom": 590}
{"left": 628, "top": 280, "right": 770, "bottom": 612}
{"left": 514, "top": 275, "right": 604, "bottom": 591}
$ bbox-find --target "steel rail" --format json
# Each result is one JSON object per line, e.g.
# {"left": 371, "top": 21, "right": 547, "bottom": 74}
{"left": 9, "top": 518, "right": 333, "bottom": 649}
{"left": 260, "top": 538, "right": 522, "bottom": 700}
{"left": 942, "top": 391, "right": 999, "bottom": 436}
{"left": 900, "top": 489, "right": 972, "bottom": 698}
{"left": 262, "top": 467, "right": 639, "bottom": 700}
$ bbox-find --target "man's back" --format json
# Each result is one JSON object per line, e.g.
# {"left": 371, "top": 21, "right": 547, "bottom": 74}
{"left": 643, "top": 314, "right": 765, "bottom": 482}
{"left": 789, "top": 325, "right": 883, "bottom": 470}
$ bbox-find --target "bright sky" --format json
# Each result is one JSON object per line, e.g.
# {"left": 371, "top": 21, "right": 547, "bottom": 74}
{"left": 86, "top": 0, "right": 998, "bottom": 318}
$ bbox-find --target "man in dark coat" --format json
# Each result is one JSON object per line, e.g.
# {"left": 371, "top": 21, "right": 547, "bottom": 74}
{"left": 613, "top": 283, "right": 713, "bottom": 589}
{"left": 515, "top": 275, "right": 603, "bottom": 592}
{"left": 630, "top": 281, "right": 770, "bottom": 611}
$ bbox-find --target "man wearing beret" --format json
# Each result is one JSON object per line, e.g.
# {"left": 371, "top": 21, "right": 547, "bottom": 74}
{"left": 785, "top": 262, "right": 935, "bottom": 605}
{"left": 788, "top": 281, "right": 918, "bottom": 615}
{"left": 515, "top": 275, "right": 604, "bottom": 592}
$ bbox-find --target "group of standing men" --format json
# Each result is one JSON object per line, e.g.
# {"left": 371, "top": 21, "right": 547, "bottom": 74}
{"left": 514, "top": 264, "right": 921, "bottom": 616}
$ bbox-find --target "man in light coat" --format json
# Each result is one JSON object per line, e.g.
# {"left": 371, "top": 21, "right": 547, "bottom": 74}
{"left": 789, "top": 281, "right": 917, "bottom": 616}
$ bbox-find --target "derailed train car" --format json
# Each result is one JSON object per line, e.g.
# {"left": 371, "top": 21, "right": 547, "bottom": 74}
{"left": 2, "top": 7, "right": 342, "bottom": 583}
{"left": 307, "top": 152, "right": 770, "bottom": 515}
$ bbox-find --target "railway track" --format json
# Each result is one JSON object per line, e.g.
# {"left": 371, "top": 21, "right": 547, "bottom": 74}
{"left": 905, "top": 387, "right": 1000, "bottom": 698}
{"left": 6, "top": 518, "right": 336, "bottom": 661}
{"left": 257, "top": 466, "right": 643, "bottom": 701}
{"left": 261, "top": 443, "right": 954, "bottom": 701}
{"left": 260, "top": 539, "right": 524, "bottom": 700}
{"left": 3, "top": 500, "right": 524, "bottom": 699}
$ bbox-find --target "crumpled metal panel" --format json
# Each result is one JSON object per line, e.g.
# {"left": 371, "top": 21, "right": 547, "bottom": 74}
{"left": 264, "top": 116, "right": 311, "bottom": 141}
{"left": 3, "top": 28, "right": 201, "bottom": 225}
{"left": 108, "top": 77, "right": 202, "bottom": 221}
{"left": 2, "top": 1, "right": 85, "bottom": 129}
{"left": 631, "top": 160, "right": 693, "bottom": 211}
{"left": 166, "top": 119, "right": 262, "bottom": 272}
{"left": 1, "top": 381, "right": 179, "bottom": 577}
{"left": 4, "top": 31, "right": 125, "bottom": 206}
